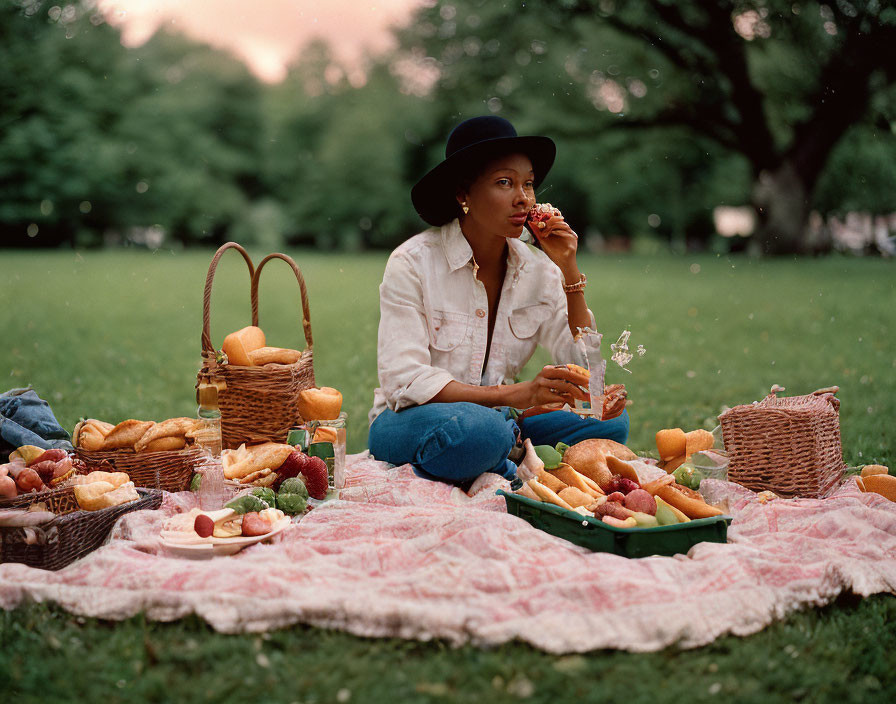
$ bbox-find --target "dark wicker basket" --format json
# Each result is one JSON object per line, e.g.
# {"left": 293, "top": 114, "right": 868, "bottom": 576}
{"left": 719, "top": 385, "right": 845, "bottom": 498}
{"left": 75, "top": 448, "right": 202, "bottom": 493}
{"left": 197, "top": 243, "right": 316, "bottom": 449}
{"left": 0, "top": 486, "right": 162, "bottom": 571}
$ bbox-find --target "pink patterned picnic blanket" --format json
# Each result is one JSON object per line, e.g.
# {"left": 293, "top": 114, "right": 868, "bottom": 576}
{"left": 1, "top": 453, "right": 895, "bottom": 653}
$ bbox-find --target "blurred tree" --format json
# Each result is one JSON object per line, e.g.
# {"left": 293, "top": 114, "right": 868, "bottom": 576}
{"left": 266, "top": 41, "right": 436, "bottom": 248}
{"left": 392, "top": 0, "right": 896, "bottom": 254}
{"left": 0, "top": 1, "right": 264, "bottom": 247}
{"left": 555, "top": 0, "right": 896, "bottom": 254}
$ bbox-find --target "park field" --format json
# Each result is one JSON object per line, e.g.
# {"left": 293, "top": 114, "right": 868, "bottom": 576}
{"left": 1, "top": 248, "right": 894, "bottom": 702}
{"left": 1, "top": 248, "right": 893, "bottom": 462}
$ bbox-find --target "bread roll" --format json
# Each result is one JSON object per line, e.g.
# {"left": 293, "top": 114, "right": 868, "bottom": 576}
{"left": 685, "top": 429, "right": 715, "bottom": 456}
{"left": 134, "top": 417, "right": 196, "bottom": 452}
{"left": 70, "top": 471, "right": 130, "bottom": 488}
{"left": 656, "top": 428, "right": 686, "bottom": 461}
{"left": 222, "top": 325, "right": 266, "bottom": 366}
{"left": 102, "top": 420, "right": 154, "bottom": 450}
{"left": 222, "top": 442, "right": 293, "bottom": 480}
{"left": 143, "top": 436, "right": 187, "bottom": 453}
{"left": 247, "top": 346, "right": 302, "bottom": 365}
{"left": 561, "top": 443, "right": 612, "bottom": 489}
{"left": 75, "top": 422, "right": 105, "bottom": 451}
{"left": 860, "top": 473, "right": 896, "bottom": 501}
{"left": 74, "top": 481, "right": 116, "bottom": 510}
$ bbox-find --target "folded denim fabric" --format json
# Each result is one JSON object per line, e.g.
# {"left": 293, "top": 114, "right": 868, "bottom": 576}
{"left": 0, "top": 386, "right": 73, "bottom": 455}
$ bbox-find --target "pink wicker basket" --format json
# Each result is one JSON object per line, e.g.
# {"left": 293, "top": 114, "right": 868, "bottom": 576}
{"left": 719, "top": 385, "right": 845, "bottom": 498}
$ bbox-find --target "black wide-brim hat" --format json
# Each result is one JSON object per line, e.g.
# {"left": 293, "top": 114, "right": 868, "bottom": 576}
{"left": 411, "top": 116, "right": 556, "bottom": 226}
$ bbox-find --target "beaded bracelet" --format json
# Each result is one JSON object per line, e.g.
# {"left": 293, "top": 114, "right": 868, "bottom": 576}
{"left": 562, "top": 273, "right": 587, "bottom": 294}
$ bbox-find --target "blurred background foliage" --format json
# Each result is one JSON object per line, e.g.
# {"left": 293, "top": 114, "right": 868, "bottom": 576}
{"left": 1, "top": 0, "right": 895, "bottom": 254}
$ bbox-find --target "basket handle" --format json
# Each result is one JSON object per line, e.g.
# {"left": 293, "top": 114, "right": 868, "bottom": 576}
{"left": 201, "top": 242, "right": 256, "bottom": 355}
{"left": 251, "top": 253, "right": 314, "bottom": 350}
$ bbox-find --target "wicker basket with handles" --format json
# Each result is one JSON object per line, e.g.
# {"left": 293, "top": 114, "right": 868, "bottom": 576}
{"left": 0, "top": 486, "right": 162, "bottom": 571}
{"left": 719, "top": 384, "right": 845, "bottom": 498}
{"left": 197, "top": 242, "right": 316, "bottom": 449}
{"left": 74, "top": 447, "right": 202, "bottom": 493}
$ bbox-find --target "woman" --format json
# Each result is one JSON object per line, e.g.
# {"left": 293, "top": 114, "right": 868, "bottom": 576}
{"left": 368, "top": 116, "right": 628, "bottom": 485}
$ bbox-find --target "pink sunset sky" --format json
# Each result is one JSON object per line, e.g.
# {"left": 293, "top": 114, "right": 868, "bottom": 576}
{"left": 98, "top": 0, "right": 426, "bottom": 82}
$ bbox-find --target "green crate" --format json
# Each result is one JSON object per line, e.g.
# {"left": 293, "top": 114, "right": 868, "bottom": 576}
{"left": 498, "top": 490, "right": 733, "bottom": 558}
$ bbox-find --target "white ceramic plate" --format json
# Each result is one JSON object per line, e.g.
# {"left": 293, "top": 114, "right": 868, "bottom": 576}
{"left": 159, "top": 516, "right": 292, "bottom": 559}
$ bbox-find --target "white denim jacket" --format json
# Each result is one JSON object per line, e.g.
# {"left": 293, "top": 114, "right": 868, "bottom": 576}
{"left": 369, "top": 219, "right": 593, "bottom": 424}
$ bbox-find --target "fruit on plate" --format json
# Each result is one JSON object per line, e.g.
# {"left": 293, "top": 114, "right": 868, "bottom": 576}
{"left": 0, "top": 474, "right": 17, "bottom": 498}
{"left": 623, "top": 489, "right": 657, "bottom": 515}
{"left": 533, "top": 444, "right": 563, "bottom": 470}
{"left": 654, "top": 497, "right": 683, "bottom": 526}
{"left": 297, "top": 386, "right": 343, "bottom": 421}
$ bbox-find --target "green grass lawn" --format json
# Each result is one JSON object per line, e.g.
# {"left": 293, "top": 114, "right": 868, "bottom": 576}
{"left": 1, "top": 248, "right": 894, "bottom": 702}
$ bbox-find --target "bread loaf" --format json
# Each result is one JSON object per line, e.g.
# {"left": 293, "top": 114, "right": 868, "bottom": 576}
{"left": 102, "top": 420, "right": 154, "bottom": 450}
{"left": 134, "top": 417, "right": 196, "bottom": 452}
{"left": 222, "top": 325, "right": 266, "bottom": 366}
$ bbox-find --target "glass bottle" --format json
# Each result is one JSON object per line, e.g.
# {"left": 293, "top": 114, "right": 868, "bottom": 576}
{"left": 195, "top": 380, "right": 223, "bottom": 458}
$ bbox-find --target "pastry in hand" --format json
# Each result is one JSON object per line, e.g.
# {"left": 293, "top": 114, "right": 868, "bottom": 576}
{"left": 526, "top": 202, "right": 562, "bottom": 232}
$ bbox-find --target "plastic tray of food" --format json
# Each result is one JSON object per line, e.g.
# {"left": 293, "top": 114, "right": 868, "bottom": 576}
{"left": 498, "top": 490, "right": 732, "bottom": 558}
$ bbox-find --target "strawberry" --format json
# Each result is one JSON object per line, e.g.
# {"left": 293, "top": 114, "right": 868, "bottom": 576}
{"left": 301, "top": 456, "right": 329, "bottom": 500}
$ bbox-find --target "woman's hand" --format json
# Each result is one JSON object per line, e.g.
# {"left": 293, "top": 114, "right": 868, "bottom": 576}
{"left": 502, "top": 365, "right": 591, "bottom": 409}
{"left": 531, "top": 214, "right": 579, "bottom": 278}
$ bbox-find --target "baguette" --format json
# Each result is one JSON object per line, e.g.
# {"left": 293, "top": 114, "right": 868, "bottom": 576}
{"left": 536, "top": 470, "right": 567, "bottom": 494}
{"left": 557, "top": 486, "right": 595, "bottom": 508}
{"left": 247, "top": 346, "right": 302, "bottom": 365}
{"left": 516, "top": 483, "right": 541, "bottom": 501}
{"left": 143, "top": 436, "right": 187, "bottom": 453}
{"left": 527, "top": 479, "right": 574, "bottom": 510}
{"left": 655, "top": 485, "right": 723, "bottom": 519}
{"left": 550, "top": 465, "right": 602, "bottom": 497}
{"left": 102, "top": 420, "right": 154, "bottom": 450}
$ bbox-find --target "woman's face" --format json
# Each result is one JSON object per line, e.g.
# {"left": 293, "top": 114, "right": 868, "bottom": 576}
{"left": 457, "top": 152, "right": 535, "bottom": 238}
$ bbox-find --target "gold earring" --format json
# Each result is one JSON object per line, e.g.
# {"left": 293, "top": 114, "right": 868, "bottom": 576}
{"left": 462, "top": 203, "right": 469, "bottom": 214}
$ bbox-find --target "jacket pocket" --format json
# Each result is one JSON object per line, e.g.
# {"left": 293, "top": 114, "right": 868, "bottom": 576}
{"left": 508, "top": 304, "right": 551, "bottom": 340}
{"left": 429, "top": 310, "right": 470, "bottom": 351}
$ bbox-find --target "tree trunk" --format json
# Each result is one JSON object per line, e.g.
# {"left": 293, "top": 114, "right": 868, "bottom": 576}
{"left": 750, "top": 162, "right": 813, "bottom": 256}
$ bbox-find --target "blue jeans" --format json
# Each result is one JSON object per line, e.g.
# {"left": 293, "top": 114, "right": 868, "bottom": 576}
{"left": 368, "top": 402, "right": 629, "bottom": 486}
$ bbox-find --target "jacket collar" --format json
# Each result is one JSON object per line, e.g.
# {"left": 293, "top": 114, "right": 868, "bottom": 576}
{"left": 440, "top": 218, "right": 529, "bottom": 273}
